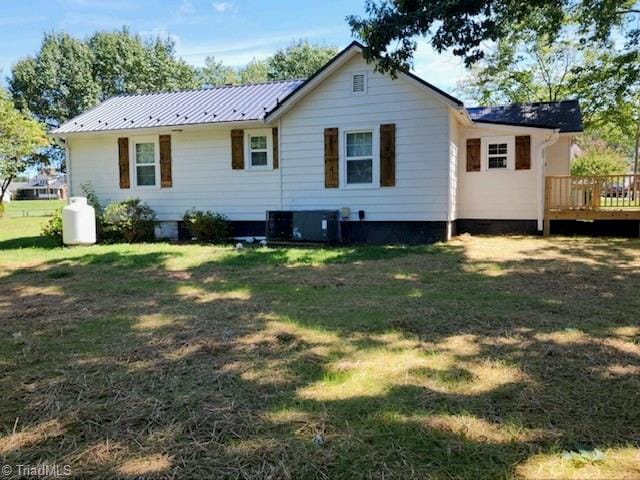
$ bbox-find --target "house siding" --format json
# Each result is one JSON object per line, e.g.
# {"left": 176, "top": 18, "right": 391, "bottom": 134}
{"left": 279, "top": 55, "right": 451, "bottom": 222}
{"left": 456, "top": 123, "right": 549, "bottom": 221}
{"left": 67, "top": 126, "right": 281, "bottom": 221}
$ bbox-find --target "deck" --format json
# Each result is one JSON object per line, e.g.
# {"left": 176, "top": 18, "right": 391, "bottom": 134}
{"left": 544, "top": 174, "right": 640, "bottom": 234}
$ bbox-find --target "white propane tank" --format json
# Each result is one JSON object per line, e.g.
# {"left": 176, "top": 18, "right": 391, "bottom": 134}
{"left": 62, "top": 197, "right": 96, "bottom": 245}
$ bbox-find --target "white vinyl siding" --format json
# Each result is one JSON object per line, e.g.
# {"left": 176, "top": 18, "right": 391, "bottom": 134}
{"left": 67, "top": 126, "right": 281, "bottom": 221}
{"left": 456, "top": 122, "right": 544, "bottom": 220}
{"left": 279, "top": 54, "right": 450, "bottom": 221}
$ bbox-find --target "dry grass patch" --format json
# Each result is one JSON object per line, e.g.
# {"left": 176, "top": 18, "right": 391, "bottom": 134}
{"left": 1, "top": 230, "right": 639, "bottom": 478}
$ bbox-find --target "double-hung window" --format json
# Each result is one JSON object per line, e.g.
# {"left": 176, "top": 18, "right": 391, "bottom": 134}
{"left": 345, "top": 131, "right": 374, "bottom": 185}
{"left": 134, "top": 140, "right": 157, "bottom": 186}
{"left": 245, "top": 129, "right": 271, "bottom": 169}
{"left": 482, "top": 136, "right": 514, "bottom": 171}
{"left": 487, "top": 142, "right": 508, "bottom": 169}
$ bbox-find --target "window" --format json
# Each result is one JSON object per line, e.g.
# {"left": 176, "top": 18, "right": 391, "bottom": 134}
{"left": 345, "top": 131, "right": 373, "bottom": 184}
{"left": 487, "top": 142, "right": 508, "bottom": 169}
{"left": 481, "top": 136, "right": 515, "bottom": 171}
{"left": 351, "top": 72, "right": 366, "bottom": 94}
{"left": 135, "top": 142, "right": 156, "bottom": 186}
{"left": 245, "top": 129, "right": 272, "bottom": 169}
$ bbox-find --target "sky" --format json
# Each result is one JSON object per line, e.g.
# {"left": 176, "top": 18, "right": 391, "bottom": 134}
{"left": 0, "top": 0, "right": 469, "bottom": 96}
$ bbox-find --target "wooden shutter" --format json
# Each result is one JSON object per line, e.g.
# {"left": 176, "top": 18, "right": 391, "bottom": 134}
{"left": 466, "top": 138, "right": 481, "bottom": 172}
{"left": 515, "top": 135, "right": 531, "bottom": 170}
{"left": 231, "top": 129, "right": 244, "bottom": 169}
{"left": 380, "top": 123, "right": 396, "bottom": 186}
{"left": 272, "top": 127, "right": 279, "bottom": 169}
{"left": 118, "top": 137, "right": 130, "bottom": 188}
{"left": 159, "top": 134, "right": 172, "bottom": 188}
{"left": 324, "top": 127, "right": 339, "bottom": 188}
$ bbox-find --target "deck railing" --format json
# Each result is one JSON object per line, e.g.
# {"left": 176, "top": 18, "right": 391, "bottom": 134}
{"left": 545, "top": 174, "right": 640, "bottom": 211}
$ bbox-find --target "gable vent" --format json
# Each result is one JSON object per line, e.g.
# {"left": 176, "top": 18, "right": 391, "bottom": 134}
{"left": 351, "top": 73, "right": 366, "bottom": 94}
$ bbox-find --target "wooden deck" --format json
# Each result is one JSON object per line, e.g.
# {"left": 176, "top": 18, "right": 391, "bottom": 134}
{"left": 544, "top": 174, "right": 640, "bottom": 234}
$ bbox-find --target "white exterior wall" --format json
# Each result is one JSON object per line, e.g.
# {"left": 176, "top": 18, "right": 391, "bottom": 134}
{"left": 278, "top": 55, "right": 451, "bottom": 221}
{"left": 545, "top": 135, "right": 572, "bottom": 175}
{"left": 455, "top": 120, "right": 552, "bottom": 220}
{"left": 67, "top": 126, "right": 281, "bottom": 221}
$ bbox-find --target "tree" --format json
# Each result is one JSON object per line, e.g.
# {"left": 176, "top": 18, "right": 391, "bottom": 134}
{"left": 267, "top": 40, "right": 337, "bottom": 80}
{"left": 571, "top": 141, "right": 629, "bottom": 175}
{"left": 9, "top": 29, "right": 199, "bottom": 127}
{"left": 462, "top": 32, "right": 640, "bottom": 157}
{"left": 238, "top": 59, "right": 269, "bottom": 84}
{"left": 0, "top": 89, "right": 48, "bottom": 208}
{"left": 348, "top": 1, "right": 639, "bottom": 74}
{"left": 10, "top": 32, "right": 99, "bottom": 128}
{"left": 462, "top": 36, "right": 578, "bottom": 106}
{"left": 199, "top": 56, "right": 237, "bottom": 87}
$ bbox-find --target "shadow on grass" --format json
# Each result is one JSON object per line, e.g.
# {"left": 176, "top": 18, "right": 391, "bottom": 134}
{"left": 0, "top": 237, "right": 638, "bottom": 478}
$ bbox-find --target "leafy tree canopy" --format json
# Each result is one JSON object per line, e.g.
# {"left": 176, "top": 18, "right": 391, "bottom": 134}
{"left": 0, "top": 88, "right": 48, "bottom": 204}
{"left": 348, "top": 0, "right": 639, "bottom": 73}
{"left": 9, "top": 29, "right": 199, "bottom": 127}
{"left": 267, "top": 40, "right": 338, "bottom": 80}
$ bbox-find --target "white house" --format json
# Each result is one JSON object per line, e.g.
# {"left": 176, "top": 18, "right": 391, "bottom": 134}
{"left": 51, "top": 42, "right": 582, "bottom": 244}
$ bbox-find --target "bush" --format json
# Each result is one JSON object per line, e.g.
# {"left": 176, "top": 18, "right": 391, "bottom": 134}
{"left": 42, "top": 209, "right": 63, "bottom": 243}
{"left": 183, "top": 208, "right": 231, "bottom": 243}
{"left": 102, "top": 198, "right": 156, "bottom": 243}
{"left": 571, "top": 144, "right": 629, "bottom": 176}
{"left": 81, "top": 183, "right": 106, "bottom": 240}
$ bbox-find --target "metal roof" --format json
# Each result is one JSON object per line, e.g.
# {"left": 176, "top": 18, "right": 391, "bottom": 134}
{"left": 467, "top": 100, "right": 583, "bottom": 133}
{"left": 51, "top": 79, "right": 304, "bottom": 134}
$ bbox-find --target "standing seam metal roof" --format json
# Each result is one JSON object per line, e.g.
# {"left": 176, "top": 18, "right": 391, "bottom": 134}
{"left": 51, "top": 79, "right": 304, "bottom": 134}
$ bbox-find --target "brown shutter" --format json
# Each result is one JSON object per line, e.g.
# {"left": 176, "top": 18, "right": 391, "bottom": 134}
{"left": 159, "top": 134, "right": 172, "bottom": 188}
{"left": 515, "top": 135, "right": 531, "bottom": 170}
{"left": 380, "top": 123, "right": 396, "bottom": 186}
{"left": 231, "top": 129, "right": 244, "bottom": 169}
{"left": 272, "top": 127, "right": 279, "bottom": 169}
{"left": 324, "top": 127, "right": 339, "bottom": 188}
{"left": 118, "top": 137, "right": 130, "bottom": 188}
{"left": 466, "top": 138, "right": 481, "bottom": 172}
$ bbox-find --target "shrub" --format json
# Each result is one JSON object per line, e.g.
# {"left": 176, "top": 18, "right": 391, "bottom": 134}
{"left": 102, "top": 198, "right": 156, "bottom": 243}
{"left": 42, "top": 209, "right": 63, "bottom": 243}
{"left": 183, "top": 208, "right": 232, "bottom": 243}
{"left": 571, "top": 144, "right": 629, "bottom": 176}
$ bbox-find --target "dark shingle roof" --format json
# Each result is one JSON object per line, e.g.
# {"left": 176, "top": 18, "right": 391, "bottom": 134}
{"left": 51, "top": 80, "right": 304, "bottom": 134}
{"left": 467, "top": 100, "right": 583, "bottom": 133}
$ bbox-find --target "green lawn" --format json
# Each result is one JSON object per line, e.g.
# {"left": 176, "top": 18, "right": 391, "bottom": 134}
{"left": 0, "top": 215, "right": 639, "bottom": 479}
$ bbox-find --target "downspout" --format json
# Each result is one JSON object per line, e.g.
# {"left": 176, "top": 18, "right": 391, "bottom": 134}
{"left": 52, "top": 137, "right": 70, "bottom": 200}
{"left": 536, "top": 130, "right": 560, "bottom": 231}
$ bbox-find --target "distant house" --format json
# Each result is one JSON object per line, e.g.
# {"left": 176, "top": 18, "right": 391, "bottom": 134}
{"left": 51, "top": 41, "right": 586, "bottom": 243}
{"left": 9, "top": 168, "right": 67, "bottom": 200}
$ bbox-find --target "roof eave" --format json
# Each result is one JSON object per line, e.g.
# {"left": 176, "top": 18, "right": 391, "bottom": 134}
{"left": 50, "top": 118, "right": 266, "bottom": 138}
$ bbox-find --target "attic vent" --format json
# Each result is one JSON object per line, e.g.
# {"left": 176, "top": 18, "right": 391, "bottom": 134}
{"left": 351, "top": 73, "right": 366, "bottom": 94}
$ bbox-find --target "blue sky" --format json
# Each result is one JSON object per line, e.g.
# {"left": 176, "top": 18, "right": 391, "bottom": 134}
{"left": 0, "top": 0, "right": 468, "bottom": 94}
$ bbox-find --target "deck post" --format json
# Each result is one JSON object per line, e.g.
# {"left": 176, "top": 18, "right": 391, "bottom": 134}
{"left": 543, "top": 219, "right": 551, "bottom": 236}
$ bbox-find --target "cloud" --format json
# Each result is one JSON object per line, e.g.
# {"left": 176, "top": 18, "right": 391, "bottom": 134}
{"left": 178, "top": 0, "right": 195, "bottom": 15}
{"left": 212, "top": 2, "right": 236, "bottom": 14}
{"left": 176, "top": 27, "right": 341, "bottom": 66}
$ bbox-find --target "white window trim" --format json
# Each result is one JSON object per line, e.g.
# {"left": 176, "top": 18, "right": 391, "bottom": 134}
{"left": 341, "top": 127, "right": 379, "bottom": 189}
{"left": 350, "top": 71, "right": 367, "bottom": 96}
{"left": 131, "top": 135, "right": 160, "bottom": 189}
{"left": 245, "top": 128, "right": 273, "bottom": 170}
{"left": 481, "top": 136, "right": 515, "bottom": 172}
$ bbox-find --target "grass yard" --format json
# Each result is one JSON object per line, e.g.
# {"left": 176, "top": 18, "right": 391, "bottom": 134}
{"left": 0, "top": 212, "right": 639, "bottom": 479}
